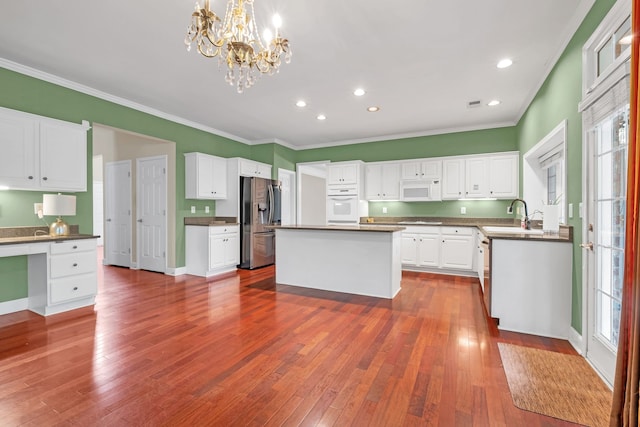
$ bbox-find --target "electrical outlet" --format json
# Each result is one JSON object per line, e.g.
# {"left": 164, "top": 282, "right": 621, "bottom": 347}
{"left": 382, "top": 207, "right": 388, "bottom": 214}
{"left": 460, "top": 206, "right": 466, "bottom": 215}
{"left": 190, "top": 206, "right": 196, "bottom": 214}
{"left": 34, "top": 203, "right": 43, "bottom": 214}
{"left": 205, "top": 206, "right": 210, "bottom": 214}
{"left": 568, "top": 203, "right": 574, "bottom": 219}
{"left": 507, "top": 206, "right": 513, "bottom": 214}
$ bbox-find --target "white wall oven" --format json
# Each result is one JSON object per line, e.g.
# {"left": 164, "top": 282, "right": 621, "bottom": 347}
{"left": 326, "top": 187, "right": 360, "bottom": 224}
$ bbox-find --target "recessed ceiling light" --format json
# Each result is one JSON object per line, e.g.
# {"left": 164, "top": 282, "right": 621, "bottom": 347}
{"left": 497, "top": 58, "right": 513, "bottom": 69}
{"left": 488, "top": 100, "right": 501, "bottom": 106}
{"left": 367, "top": 106, "right": 380, "bottom": 112}
{"left": 354, "top": 88, "right": 366, "bottom": 96}
{"left": 296, "top": 100, "right": 307, "bottom": 107}
{"left": 317, "top": 114, "right": 326, "bottom": 120}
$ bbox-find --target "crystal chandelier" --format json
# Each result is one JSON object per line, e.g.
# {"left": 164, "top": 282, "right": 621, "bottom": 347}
{"left": 184, "top": 0, "right": 292, "bottom": 93}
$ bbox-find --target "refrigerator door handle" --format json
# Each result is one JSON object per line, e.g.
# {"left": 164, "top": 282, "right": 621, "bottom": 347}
{"left": 268, "top": 183, "right": 274, "bottom": 225}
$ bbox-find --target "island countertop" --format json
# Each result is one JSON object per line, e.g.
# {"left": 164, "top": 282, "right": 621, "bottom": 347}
{"left": 267, "top": 224, "right": 405, "bottom": 233}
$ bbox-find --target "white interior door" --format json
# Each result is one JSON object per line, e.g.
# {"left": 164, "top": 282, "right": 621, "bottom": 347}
{"left": 104, "top": 160, "right": 132, "bottom": 267}
{"left": 136, "top": 155, "right": 167, "bottom": 273}
{"left": 584, "top": 104, "right": 629, "bottom": 385}
{"left": 278, "top": 168, "right": 296, "bottom": 225}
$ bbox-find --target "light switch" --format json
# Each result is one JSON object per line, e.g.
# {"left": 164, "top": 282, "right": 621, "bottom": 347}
{"left": 205, "top": 206, "right": 210, "bottom": 213}
{"left": 382, "top": 207, "right": 388, "bottom": 214}
{"left": 460, "top": 206, "right": 466, "bottom": 215}
{"left": 579, "top": 202, "right": 584, "bottom": 218}
{"left": 568, "top": 203, "right": 573, "bottom": 218}
{"left": 191, "top": 206, "right": 196, "bottom": 214}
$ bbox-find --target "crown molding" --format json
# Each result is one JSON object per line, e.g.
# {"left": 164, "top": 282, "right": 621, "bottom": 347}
{"left": 0, "top": 57, "right": 251, "bottom": 145}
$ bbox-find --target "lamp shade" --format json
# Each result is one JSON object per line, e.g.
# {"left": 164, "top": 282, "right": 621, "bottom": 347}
{"left": 42, "top": 194, "right": 76, "bottom": 216}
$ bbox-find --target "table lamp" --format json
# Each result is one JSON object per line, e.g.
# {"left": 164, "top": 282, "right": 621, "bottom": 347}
{"left": 42, "top": 194, "right": 76, "bottom": 237}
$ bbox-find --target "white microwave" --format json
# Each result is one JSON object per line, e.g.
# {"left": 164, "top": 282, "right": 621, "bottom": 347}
{"left": 400, "top": 179, "right": 442, "bottom": 202}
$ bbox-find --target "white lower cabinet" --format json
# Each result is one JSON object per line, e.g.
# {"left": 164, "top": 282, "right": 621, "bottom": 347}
{"left": 440, "top": 227, "right": 474, "bottom": 270}
{"left": 402, "top": 226, "right": 475, "bottom": 274}
{"left": 401, "top": 228, "right": 440, "bottom": 267}
{"left": 186, "top": 225, "right": 239, "bottom": 277}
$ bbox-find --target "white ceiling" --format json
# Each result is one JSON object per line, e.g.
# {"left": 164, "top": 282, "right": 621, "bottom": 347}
{"left": 0, "top": 0, "right": 594, "bottom": 149}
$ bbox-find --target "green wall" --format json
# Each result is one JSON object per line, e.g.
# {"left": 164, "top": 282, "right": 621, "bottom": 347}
{"left": 516, "top": 0, "right": 616, "bottom": 333}
{"left": 296, "top": 127, "right": 518, "bottom": 163}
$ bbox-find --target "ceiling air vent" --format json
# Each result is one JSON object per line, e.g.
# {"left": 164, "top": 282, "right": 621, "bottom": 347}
{"left": 467, "top": 100, "right": 482, "bottom": 109}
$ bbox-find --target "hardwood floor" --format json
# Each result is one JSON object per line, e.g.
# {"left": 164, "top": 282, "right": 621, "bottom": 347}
{"left": 0, "top": 258, "right": 581, "bottom": 426}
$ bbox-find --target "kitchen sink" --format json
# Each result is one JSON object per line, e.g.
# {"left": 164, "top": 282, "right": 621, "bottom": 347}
{"left": 482, "top": 226, "right": 544, "bottom": 235}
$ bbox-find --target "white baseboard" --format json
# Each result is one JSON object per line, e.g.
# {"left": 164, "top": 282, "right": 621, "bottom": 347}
{"left": 0, "top": 298, "right": 28, "bottom": 315}
{"left": 166, "top": 267, "right": 187, "bottom": 276}
{"left": 569, "top": 327, "right": 585, "bottom": 354}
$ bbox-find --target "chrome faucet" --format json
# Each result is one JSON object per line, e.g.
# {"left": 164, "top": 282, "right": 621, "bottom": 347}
{"left": 509, "top": 198, "right": 531, "bottom": 230}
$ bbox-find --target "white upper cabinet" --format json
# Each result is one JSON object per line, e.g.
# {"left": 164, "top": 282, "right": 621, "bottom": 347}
{"left": 441, "top": 159, "right": 465, "bottom": 199}
{"left": 39, "top": 121, "right": 87, "bottom": 191}
{"left": 184, "top": 152, "right": 228, "bottom": 200}
{"left": 488, "top": 154, "right": 519, "bottom": 199}
{"left": 401, "top": 160, "right": 442, "bottom": 180}
{"left": 327, "top": 163, "right": 359, "bottom": 185}
{"left": 239, "top": 158, "right": 272, "bottom": 178}
{"left": 465, "top": 157, "right": 489, "bottom": 198}
{"left": 365, "top": 163, "right": 400, "bottom": 200}
{"left": 0, "top": 107, "right": 88, "bottom": 192}
{"left": 0, "top": 110, "right": 37, "bottom": 189}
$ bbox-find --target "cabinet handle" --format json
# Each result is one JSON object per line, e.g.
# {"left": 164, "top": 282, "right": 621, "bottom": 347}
{"left": 137, "top": 219, "right": 143, "bottom": 223}
{"left": 28, "top": 175, "right": 33, "bottom": 180}
{"left": 42, "top": 177, "right": 48, "bottom": 181}
{"left": 73, "top": 287, "right": 78, "bottom": 291}
{"left": 73, "top": 263, "right": 78, "bottom": 267}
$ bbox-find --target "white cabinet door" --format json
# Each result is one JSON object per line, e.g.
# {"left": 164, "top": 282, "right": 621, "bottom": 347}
{"left": 255, "top": 162, "right": 272, "bottom": 178}
{"left": 421, "top": 160, "right": 442, "bottom": 178}
{"left": 440, "top": 234, "right": 474, "bottom": 270}
{"left": 224, "top": 234, "right": 239, "bottom": 266}
{"left": 39, "top": 121, "right": 87, "bottom": 191}
{"left": 365, "top": 164, "right": 383, "bottom": 200}
{"left": 489, "top": 155, "right": 518, "bottom": 199}
{"left": 0, "top": 110, "right": 37, "bottom": 189}
{"left": 209, "top": 234, "right": 226, "bottom": 270}
{"left": 211, "top": 156, "right": 228, "bottom": 198}
{"left": 465, "top": 157, "right": 489, "bottom": 198}
{"left": 381, "top": 163, "right": 400, "bottom": 199}
{"left": 401, "top": 162, "right": 421, "bottom": 180}
{"left": 417, "top": 233, "right": 440, "bottom": 267}
{"left": 442, "top": 159, "right": 465, "bottom": 199}
{"left": 401, "top": 234, "right": 418, "bottom": 265}
{"left": 185, "top": 153, "right": 216, "bottom": 199}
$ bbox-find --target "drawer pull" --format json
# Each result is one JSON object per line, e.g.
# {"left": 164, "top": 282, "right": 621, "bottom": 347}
{"left": 73, "top": 263, "right": 78, "bottom": 267}
{"left": 73, "top": 245, "right": 78, "bottom": 249}
{"left": 73, "top": 287, "right": 78, "bottom": 291}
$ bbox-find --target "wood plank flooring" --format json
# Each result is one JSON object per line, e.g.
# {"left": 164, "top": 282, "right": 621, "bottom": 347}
{"left": 0, "top": 259, "right": 581, "bottom": 426}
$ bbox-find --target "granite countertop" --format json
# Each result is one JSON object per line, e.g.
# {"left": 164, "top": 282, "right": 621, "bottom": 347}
{"left": 184, "top": 217, "right": 239, "bottom": 226}
{"left": 0, "top": 234, "right": 99, "bottom": 246}
{"left": 268, "top": 224, "right": 406, "bottom": 233}
{"left": 360, "top": 216, "right": 573, "bottom": 243}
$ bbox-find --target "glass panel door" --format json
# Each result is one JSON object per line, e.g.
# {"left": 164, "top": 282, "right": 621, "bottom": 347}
{"left": 586, "top": 105, "right": 628, "bottom": 384}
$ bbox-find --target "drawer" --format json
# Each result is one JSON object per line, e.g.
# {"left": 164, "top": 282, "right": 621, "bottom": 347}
{"left": 50, "top": 239, "right": 96, "bottom": 255}
{"left": 50, "top": 251, "right": 97, "bottom": 278}
{"left": 209, "top": 225, "right": 239, "bottom": 236}
{"left": 50, "top": 273, "right": 97, "bottom": 304}
{"left": 440, "top": 226, "right": 473, "bottom": 236}
{"left": 402, "top": 226, "right": 440, "bottom": 234}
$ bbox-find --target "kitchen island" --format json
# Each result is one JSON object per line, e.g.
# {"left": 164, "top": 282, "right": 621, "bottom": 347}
{"left": 271, "top": 225, "right": 404, "bottom": 299}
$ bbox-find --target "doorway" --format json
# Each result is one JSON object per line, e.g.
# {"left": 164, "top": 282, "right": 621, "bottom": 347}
{"left": 296, "top": 162, "right": 328, "bottom": 226}
{"left": 92, "top": 124, "right": 176, "bottom": 273}
{"left": 278, "top": 168, "right": 296, "bottom": 225}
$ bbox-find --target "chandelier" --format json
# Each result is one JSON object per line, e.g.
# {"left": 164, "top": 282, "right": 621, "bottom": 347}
{"left": 184, "top": 0, "right": 292, "bottom": 93}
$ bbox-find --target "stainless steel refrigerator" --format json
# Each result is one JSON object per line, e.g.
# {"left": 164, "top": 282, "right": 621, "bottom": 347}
{"left": 239, "top": 176, "right": 281, "bottom": 269}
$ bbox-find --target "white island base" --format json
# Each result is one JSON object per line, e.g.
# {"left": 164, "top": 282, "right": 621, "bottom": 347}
{"left": 273, "top": 226, "right": 403, "bottom": 299}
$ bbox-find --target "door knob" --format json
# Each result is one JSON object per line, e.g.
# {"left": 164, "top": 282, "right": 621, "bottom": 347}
{"left": 580, "top": 242, "right": 594, "bottom": 251}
